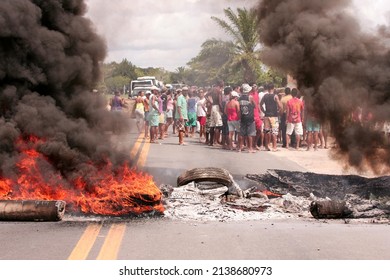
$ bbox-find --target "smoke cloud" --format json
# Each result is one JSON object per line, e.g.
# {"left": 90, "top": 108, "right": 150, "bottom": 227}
{"left": 256, "top": 0, "right": 390, "bottom": 174}
{"left": 0, "top": 0, "right": 131, "bottom": 181}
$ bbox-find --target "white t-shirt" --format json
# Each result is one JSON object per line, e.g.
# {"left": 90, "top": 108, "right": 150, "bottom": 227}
{"left": 196, "top": 98, "right": 207, "bottom": 117}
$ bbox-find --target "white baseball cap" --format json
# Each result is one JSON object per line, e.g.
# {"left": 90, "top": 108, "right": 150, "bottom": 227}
{"left": 242, "top": 83, "right": 252, "bottom": 93}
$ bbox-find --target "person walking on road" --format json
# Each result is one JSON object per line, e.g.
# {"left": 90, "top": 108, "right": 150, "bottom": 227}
{"left": 175, "top": 89, "right": 188, "bottom": 145}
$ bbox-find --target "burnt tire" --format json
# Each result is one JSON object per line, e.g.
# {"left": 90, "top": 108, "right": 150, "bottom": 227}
{"left": 309, "top": 200, "right": 352, "bottom": 219}
{"left": 177, "top": 167, "right": 233, "bottom": 187}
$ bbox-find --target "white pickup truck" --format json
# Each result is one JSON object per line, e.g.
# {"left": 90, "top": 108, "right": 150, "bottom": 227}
{"left": 130, "top": 76, "right": 161, "bottom": 98}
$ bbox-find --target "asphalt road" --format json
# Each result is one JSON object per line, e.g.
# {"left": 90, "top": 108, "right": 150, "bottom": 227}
{"left": 1, "top": 126, "right": 390, "bottom": 260}
{"left": 1, "top": 218, "right": 389, "bottom": 260}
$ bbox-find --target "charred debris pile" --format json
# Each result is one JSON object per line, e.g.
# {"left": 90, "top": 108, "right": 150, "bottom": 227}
{"left": 161, "top": 168, "right": 390, "bottom": 222}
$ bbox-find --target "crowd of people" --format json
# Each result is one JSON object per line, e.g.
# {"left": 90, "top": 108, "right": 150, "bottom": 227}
{"left": 107, "top": 77, "right": 390, "bottom": 154}
{"left": 120, "top": 81, "right": 337, "bottom": 153}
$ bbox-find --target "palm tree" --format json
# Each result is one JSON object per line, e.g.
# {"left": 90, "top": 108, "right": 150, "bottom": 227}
{"left": 211, "top": 7, "right": 261, "bottom": 83}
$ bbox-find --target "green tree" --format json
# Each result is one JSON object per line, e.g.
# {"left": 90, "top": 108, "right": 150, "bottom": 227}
{"left": 211, "top": 7, "right": 261, "bottom": 83}
{"left": 112, "top": 59, "right": 137, "bottom": 79}
{"left": 187, "top": 39, "right": 236, "bottom": 85}
{"left": 104, "top": 76, "right": 131, "bottom": 94}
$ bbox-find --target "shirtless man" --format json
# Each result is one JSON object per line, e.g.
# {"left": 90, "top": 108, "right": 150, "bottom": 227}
{"left": 260, "top": 83, "right": 282, "bottom": 151}
{"left": 249, "top": 84, "right": 262, "bottom": 150}
{"left": 207, "top": 80, "right": 224, "bottom": 146}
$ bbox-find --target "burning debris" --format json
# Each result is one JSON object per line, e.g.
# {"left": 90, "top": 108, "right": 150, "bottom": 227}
{"left": 256, "top": 0, "right": 390, "bottom": 173}
{"left": 247, "top": 169, "right": 390, "bottom": 220}
{"left": 0, "top": 136, "right": 164, "bottom": 217}
{"left": 162, "top": 168, "right": 390, "bottom": 222}
{"left": 0, "top": 0, "right": 163, "bottom": 216}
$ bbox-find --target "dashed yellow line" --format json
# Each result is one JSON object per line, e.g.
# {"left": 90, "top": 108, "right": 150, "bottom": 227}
{"left": 68, "top": 132, "right": 148, "bottom": 260}
{"left": 129, "top": 131, "right": 151, "bottom": 169}
{"left": 96, "top": 224, "right": 127, "bottom": 260}
{"left": 136, "top": 141, "right": 151, "bottom": 168}
{"left": 130, "top": 132, "right": 145, "bottom": 159}
{"left": 67, "top": 223, "right": 102, "bottom": 260}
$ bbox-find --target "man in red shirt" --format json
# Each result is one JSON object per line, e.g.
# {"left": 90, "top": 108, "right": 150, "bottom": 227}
{"left": 286, "top": 88, "right": 304, "bottom": 149}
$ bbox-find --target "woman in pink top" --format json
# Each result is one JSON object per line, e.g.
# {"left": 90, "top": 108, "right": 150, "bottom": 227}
{"left": 224, "top": 92, "right": 240, "bottom": 150}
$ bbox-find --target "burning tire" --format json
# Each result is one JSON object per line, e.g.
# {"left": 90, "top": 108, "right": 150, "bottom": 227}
{"left": 177, "top": 167, "right": 233, "bottom": 187}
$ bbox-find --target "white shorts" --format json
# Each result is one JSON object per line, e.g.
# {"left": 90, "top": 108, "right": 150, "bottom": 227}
{"left": 287, "top": 122, "right": 303, "bottom": 136}
{"left": 210, "top": 105, "right": 223, "bottom": 127}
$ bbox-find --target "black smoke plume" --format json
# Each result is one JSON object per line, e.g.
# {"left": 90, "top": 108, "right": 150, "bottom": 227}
{"left": 0, "top": 0, "right": 131, "bottom": 182}
{"left": 257, "top": 0, "right": 390, "bottom": 174}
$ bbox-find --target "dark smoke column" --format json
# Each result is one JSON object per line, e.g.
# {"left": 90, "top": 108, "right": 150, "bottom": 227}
{"left": 0, "top": 0, "right": 130, "bottom": 179}
{"left": 256, "top": 0, "right": 390, "bottom": 174}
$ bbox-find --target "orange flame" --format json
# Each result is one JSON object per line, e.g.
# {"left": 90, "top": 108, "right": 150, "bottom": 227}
{"left": 262, "top": 190, "right": 282, "bottom": 198}
{"left": 0, "top": 136, "right": 164, "bottom": 216}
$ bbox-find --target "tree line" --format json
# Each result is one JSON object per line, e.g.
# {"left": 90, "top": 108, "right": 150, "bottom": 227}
{"left": 98, "top": 7, "right": 286, "bottom": 94}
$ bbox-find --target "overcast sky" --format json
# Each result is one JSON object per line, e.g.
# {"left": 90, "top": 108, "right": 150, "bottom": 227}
{"left": 84, "top": 0, "right": 390, "bottom": 71}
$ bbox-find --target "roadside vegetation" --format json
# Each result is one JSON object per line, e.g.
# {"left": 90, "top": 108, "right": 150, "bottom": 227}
{"left": 97, "top": 7, "right": 285, "bottom": 94}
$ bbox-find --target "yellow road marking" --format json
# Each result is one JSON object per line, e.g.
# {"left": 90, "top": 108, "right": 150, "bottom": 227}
{"left": 68, "top": 133, "right": 142, "bottom": 260}
{"left": 96, "top": 223, "right": 126, "bottom": 260}
{"left": 67, "top": 223, "right": 102, "bottom": 260}
{"left": 130, "top": 132, "right": 145, "bottom": 159}
{"left": 136, "top": 140, "right": 150, "bottom": 168}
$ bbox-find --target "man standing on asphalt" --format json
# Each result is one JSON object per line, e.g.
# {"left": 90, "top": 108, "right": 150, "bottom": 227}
{"left": 260, "top": 83, "right": 282, "bottom": 151}
{"left": 238, "top": 84, "right": 256, "bottom": 153}
{"left": 286, "top": 88, "right": 304, "bottom": 149}
{"left": 175, "top": 88, "right": 188, "bottom": 145}
{"left": 250, "top": 84, "right": 262, "bottom": 151}
{"left": 280, "top": 87, "right": 292, "bottom": 148}
{"left": 143, "top": 91, "right": 151, "bottom": 140}
{"left": 258, "top": 85, "right": 266, "bottom": 149}
{"left": 224, "top": 90, "right": 240, "bottom": 150}
{"left": 149, "top": 86, "right": 161, "bottom": 143}
{"left": 207, "top": 80, "right": 224, "bottom": 146}
{"left": 196, "top": 88, "right": 207, "bottom": 142}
